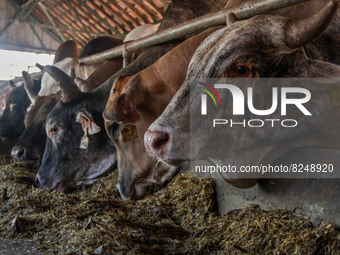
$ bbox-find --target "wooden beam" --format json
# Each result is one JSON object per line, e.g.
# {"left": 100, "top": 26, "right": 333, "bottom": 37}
{"left": 0, "top": 42, "right": 55, "bottom": 53}
{"left": 38, "top": 2, "right": 66, "bottom": 41}
{"left": 21, "top": 0, "right": 45, "bottom": 20}
{"left": 0, "top": 18, "right": 122, "bottom": 38}
{"left": 0, "top": 0, "right": 37, "bottom": 37}
{"left": 5, "top": 0, "right": 63, "bottom": 44}
{"left": 29, "top": 25, "right": 47, "bottom": 49}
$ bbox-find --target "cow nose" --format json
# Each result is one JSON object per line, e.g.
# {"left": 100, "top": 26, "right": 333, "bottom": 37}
{"left": 144, "top": 130, "right": 170, "bottom": 158}
{"left": 11, "top": 145, "right": 27, "bottom": 161}
{"left": 103, "top": 109, "right": 115, "bottom": 122}
{"left": 35, "top": 176, "right": 40, "bottom": 187}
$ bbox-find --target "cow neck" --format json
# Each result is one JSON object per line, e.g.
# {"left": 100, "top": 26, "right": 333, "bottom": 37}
{"left": 142, "top": 26, "right": 223, "bottom": 96}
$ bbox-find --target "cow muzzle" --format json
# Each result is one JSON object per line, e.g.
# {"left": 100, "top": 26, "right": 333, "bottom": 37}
{"left": 11, "top": 145, "right": 27, "bottom": 161}
{"left": 144, "top": 130, "right": 171, "bottom": 158}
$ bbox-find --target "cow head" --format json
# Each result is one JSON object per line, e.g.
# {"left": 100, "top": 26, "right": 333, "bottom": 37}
{"left": 145, "top": 1, "right": 339, "bottom": 187}
{"left": 103, "top": 72, "right": 178, "bottom": 200}
{"left": 0, "top": 76, "right": 41, "bottom": 141}
{"left": 35, "top": 65, "right": 116, "bottom": 192}
{"left": 11, "top": 72, "right": 60, "bottom": 168}
{"left": 103, "top": 27, "right": 222, "bottom": 200}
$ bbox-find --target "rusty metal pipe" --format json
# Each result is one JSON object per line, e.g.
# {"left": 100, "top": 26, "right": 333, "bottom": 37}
{"left": 79, "top": 0, "right": 309, "bottom": 65}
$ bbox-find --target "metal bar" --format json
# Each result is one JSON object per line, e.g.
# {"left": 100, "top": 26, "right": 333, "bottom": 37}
{"left": 38, "top": 2, "right": 66, "bottom": 41}
{"left": 79, "top": 0, "right": 308, "bottom": 65}
{"left": 0, "top": 0, "right": 36, "bottom": 37}
{"left": 5, "top": 0, "right": 63, "bottom": 44}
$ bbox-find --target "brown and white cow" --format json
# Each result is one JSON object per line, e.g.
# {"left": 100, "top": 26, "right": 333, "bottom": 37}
{"left": 145, "top": 1, "right": 340, "bottom": 187}
{"left": 103, "top": 27, "right": 221, "bottom": 200}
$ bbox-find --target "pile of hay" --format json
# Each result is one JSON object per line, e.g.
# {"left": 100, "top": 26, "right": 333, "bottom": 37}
{"left": 0, "top": 155, "right": 339, "bottom": 254}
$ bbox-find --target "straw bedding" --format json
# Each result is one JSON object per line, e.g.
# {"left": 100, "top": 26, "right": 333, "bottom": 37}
{"left": 0, "top": 155, "right": 339, "bottom": 254}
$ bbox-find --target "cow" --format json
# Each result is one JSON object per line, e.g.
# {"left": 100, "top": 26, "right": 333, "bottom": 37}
{"left": 145, "top": 1, "right": 340, "bottom": 188}
{"left": 11, "top": 72, "right": 61, "bottom": 168}
{"left": 11, "top": 52, "right": 123, "bottom": 168}
{"left": 0, "top": 39, "right": 83, "bottom": 155}
{"left": 103, "top": 27, "right": 221, "bottom": 200}
{"left": 35, "top": 0, "right": 228, "bottom": 192}
{"left": 0, "top": 79, "right": 41, "bottom": 145}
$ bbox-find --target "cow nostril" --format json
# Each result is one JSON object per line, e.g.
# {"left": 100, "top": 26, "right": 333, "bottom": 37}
{"left": 152, "top": 132, "right": 170, "bottom": 150}
{"left": 11, "top": 146, "right": 26, "bottom": 161}
{"left": 103, "top": 110, "right": 114, "bottom": 122}
{"left": 35, "top": 176, "right": 40, "bottom": 187}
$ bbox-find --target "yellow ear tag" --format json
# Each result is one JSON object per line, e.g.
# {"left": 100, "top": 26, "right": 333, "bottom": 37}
{"left": 120, "top": 124, "right": 138, "bottom": 143}
{"left": 80, "top": 127, "right": 89, "bottom": 149}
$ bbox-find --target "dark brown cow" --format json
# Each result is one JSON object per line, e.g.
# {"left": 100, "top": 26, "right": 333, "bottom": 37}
{"left": 103, "top": 27, "right": 221, "bottom": 200}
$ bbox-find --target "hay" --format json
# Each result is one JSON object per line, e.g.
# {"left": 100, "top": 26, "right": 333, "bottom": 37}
{"left": 0, "top": 155, "right": 339, "bottom": 254}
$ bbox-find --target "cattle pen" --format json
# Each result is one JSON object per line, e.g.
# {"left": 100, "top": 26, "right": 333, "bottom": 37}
{"left": 0, "top": 0, "right": 340, "bottom": 254}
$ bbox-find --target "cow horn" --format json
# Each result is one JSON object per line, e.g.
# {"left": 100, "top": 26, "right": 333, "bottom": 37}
{"left": 43, "top": 65, "right": 80, "bottom": 103}
{"left": 285, "top": 0, "right": 338, "bottom": 49}
{"left": 36, "top": 63, "right": 44, "bottom": 71}
{"left": 22, "top": 71, "right": 39, "bottom": 105}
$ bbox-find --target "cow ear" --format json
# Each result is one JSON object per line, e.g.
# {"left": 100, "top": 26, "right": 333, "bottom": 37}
{"left": 111, "top": 74, "right": 131, "bottom": 94}
{"left": 53, "top": 40, "right": 79, "bottom": 64}
{"left": 76, "top": 109, "right": 101, "bottom": 135}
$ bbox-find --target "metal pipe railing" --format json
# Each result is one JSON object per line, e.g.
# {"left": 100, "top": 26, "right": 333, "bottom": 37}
{"left": 79, "top": 0, "right": 308, "bottom": 65}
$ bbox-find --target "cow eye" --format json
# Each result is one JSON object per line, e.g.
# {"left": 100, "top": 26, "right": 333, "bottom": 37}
{"left": 48, "top": 127, "right": 59, "bottom": 138}
{"left": 236, "top": 64, "right": 250, "bottom": 75}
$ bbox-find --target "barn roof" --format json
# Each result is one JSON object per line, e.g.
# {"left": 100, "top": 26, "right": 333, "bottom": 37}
{"left": 0, "top": 0, "right": 170, "bottom": 54}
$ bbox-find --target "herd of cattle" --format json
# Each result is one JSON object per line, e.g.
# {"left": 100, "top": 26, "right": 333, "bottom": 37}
{"left": 0, "top": 0, "right": 339, "bottom": 200}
